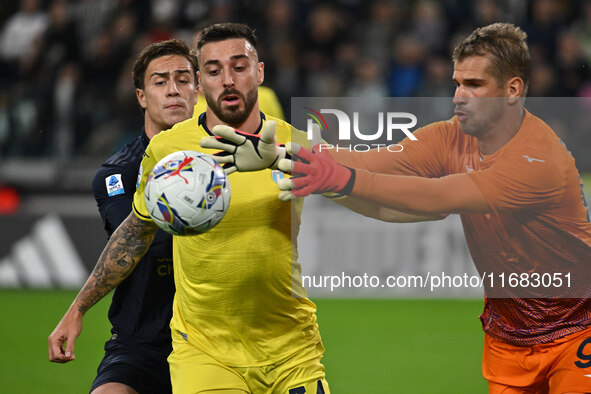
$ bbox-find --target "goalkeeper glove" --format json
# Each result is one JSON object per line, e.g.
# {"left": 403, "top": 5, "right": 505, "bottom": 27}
{"left": 277, "top": 143, "right": 355, "bottom": 201}
{"left": 199, "top": 120, "right": 286, "bottom": 174}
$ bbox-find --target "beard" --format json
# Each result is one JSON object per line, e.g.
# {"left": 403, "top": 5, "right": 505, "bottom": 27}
{"left": 457, "top": 98, "right": 505, "bottom": 137}
{"left": 204, "top": 86, "right": 258, "bottom": 127}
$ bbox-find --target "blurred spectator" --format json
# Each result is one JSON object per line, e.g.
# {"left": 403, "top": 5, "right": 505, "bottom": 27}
{"left": 573, "top": 0, "right": 591, "bottom": 62}
{"left": 346, "top": 57, "right": 388, "bottom": 98}
{"left": 146, "top": 0, "right": 180, "bottom": 43}
{"left": 555, "top": 29, "right": 590, "bottom": 96}
{"left": 0, "top": 0, "right": 48, "bottom": 62}
{"left": 32, "top": 0, "right": 80, "bottom": 157}
{"left": 42, "top": 0, "right": 80, "bottom": 69}
{"left": 0, "top": 0, "right": 48, "bottom": 85}
{"left": 524, "top": 0, "right": 565, "bottom": 63}
{"left": 409, "top": 0, "right": 447, "bottom": 53}
{"left": 259, "top": 0, "right": 301, "bottom": 112}
{"left": 52, "top": 63, "right": 79, "bottom": 159}
{"left": 472, "top": 0, "right": 504, "bottom": 27}
{"left": 150, "top": 0, "right": 180, "bottom": 24}
{"left": 528, "top": 61, "right": 560, "bottom": 97}
{"left": 416, "top": 54, "right": 455, "bottom": 97}
{"left": 259, "top": 0, "right": 298, "bottom": 57}
{"left": 388, "top": 35, "right": 426, "bottom": 97}
{"left": 73, "top": 0, "right": 117, "bottom": 58}
{"left": 268, "top": 37, "right": 302, "bottom": 119}
{"left": 354, "top": 0, "right": 403, "bottom": 71}
{"left": 334, "top": 41, "right": 360, "bottom": 89}
{"left": 207, "top": 0, "right": 235, "bottom": 24}
{"left": 303, "top": 4, "right": 349, "bottom": 96}
{"left": 78, "top": 31, "right": 120, "bottom": 147}
{"left": 179, "top": 0, "right": 210, "bottom": 28}
{"left": 111, "top": 11, "right": 138, "bottom": 58}
{"left": 442, "top": 0, "right": 474, "bottom": 36}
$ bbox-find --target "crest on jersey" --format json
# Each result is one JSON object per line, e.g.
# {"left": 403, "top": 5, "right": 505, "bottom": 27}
{"left": 106, "top": 174, "right": 124, "bottom": 196}
{"left": 271, "top": 170, "right": 285, "bottom": 184}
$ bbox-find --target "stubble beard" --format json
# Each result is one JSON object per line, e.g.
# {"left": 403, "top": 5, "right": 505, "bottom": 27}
{"left": 458, "top": 99, "right": 505, "bottom": 138}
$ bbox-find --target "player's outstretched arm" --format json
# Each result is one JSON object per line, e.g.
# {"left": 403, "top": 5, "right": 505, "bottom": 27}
{"left": 278, "top": 143, "right": 448, "bottom": 221}
{"left": 278, "top": 144, "right": 490, "bottom": 215}
{"left": 199, "top": 120, "right": 287, "bottom": 174}
{"left": 48, "top": 212, "right": 158, "bottom": 363}
{"left": 337, "top": 196, "right": 449, "bottom": 223}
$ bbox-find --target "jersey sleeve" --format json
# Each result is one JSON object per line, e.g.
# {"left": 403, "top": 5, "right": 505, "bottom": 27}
{"left": 132, "top": 144, "right": 158, "bottom": 222}
{"left": 467, "top": 149, "right": 567, "bottom": 213}
{"left": 290, "top": 125, "right": 311, "bottom": 149}
{"left": 258, "top": 86, "right": 285, "bottom": 120}
{"left": 330, "top": 120, "right": 453, "bottom": 178}
{"left": 92, "top": 165, "right": 137, "bottom": 236}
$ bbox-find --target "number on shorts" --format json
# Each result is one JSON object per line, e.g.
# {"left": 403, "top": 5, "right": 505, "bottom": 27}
{"left": 575, "top": 337, "right": 591, "bottom": 368}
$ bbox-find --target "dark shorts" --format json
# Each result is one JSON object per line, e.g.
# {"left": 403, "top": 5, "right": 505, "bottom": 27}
{"left": 90, "top": 339, "right": 172, "bottom": 394}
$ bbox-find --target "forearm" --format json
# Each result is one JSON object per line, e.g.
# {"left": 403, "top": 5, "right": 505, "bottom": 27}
{"left": 73, "top": 212, "right": 157, "bottom": 314}
{"left": 334, "top": 195, "right": 448, "bottom": 222}
{"left": 351, "top": 170, "right": 490, "bottom": 215}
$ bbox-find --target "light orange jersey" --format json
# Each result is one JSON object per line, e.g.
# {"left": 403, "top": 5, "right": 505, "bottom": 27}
{"left": 336, "top": 110, "right": 591, "bottom": 346}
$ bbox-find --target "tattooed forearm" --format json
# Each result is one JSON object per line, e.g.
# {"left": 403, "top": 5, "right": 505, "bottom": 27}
{"left": 75, "top": 213, "right": 158, "bottom": 314}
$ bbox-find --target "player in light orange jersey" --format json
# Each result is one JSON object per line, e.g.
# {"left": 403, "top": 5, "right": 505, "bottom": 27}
{"left": 212, "top": 22, "right": 591, "bottom": 394}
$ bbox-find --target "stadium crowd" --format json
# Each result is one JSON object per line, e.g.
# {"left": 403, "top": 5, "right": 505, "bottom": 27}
{"left": 1, "top": 0, "right": 591, "bottom": 162}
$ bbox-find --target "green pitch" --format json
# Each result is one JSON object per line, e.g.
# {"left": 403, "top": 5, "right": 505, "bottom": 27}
{"left": 0, "top": 290, "right": 485, "bottom": 393}
{"left": 315, "top": 298, "right": 486, "bottom": 393}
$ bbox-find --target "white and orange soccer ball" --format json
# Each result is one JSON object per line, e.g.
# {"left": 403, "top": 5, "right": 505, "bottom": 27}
{"left": 144, "top": 150, "right": 231, "bottom": 235}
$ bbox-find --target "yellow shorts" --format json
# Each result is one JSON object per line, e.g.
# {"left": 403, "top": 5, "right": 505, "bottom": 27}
{"left": 483, "top": 326, "right": 591, "bottom": 394}
{"left": 168, "top": 330, "right": 329, "bottom": 394}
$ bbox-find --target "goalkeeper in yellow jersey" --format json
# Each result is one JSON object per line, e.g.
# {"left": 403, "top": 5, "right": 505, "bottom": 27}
{"left": 47, "top": 23, "right": 329, "bottom": 394}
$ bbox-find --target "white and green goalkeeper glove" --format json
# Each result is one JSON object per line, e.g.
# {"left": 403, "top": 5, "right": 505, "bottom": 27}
{"left": 199, "top": 120, "right": 287, "bottom": 174}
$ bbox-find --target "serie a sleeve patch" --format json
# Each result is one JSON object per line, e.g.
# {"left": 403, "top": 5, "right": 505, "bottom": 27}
{"left": 106, "top": 174, "right": 125, "bottom": 197}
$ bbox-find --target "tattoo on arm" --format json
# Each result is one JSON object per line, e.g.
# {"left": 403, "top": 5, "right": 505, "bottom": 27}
{"left": 76, "top": 213, "right": 158, "bottom": 314}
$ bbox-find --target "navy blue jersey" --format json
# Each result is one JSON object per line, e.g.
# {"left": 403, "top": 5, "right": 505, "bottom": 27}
{"left": 92, "top": 130, "right": 174, "bottom": 351}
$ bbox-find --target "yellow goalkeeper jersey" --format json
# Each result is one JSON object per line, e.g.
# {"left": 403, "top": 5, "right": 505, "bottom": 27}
{"left": 132, "top": 112, "right": 321, "bottom": 366}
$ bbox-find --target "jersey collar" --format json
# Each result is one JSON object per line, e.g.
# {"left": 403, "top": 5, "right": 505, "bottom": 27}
{"left": 198, "top": 111, "right": 266, "bottom": 136}
{"left": 140, "top": 127, "right": 150, "bottom": 147}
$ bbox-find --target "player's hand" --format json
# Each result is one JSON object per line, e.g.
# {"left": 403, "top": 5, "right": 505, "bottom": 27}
{"left": 199, "top": 120, "right": 286, "bottom": 174}
{"left": 277, "top": 143, "right": 354, "bottom": 201}
{"left": 48, "top": 309, "right": 82, "bottom": 363}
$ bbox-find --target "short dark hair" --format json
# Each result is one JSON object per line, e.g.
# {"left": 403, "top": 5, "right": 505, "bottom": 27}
{"left": 453, "top": 23, "right": 531, "bottom": 95}
{"left": 195, "top": 23, "right": 258, "bottom": 58}
{"left": 132, "top": 39, "right": 198, "bottom": 89}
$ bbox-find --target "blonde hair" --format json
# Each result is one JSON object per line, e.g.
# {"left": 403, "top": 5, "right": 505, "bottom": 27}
{"left": 453, "top": 23, "right": 530, "bottom": 94}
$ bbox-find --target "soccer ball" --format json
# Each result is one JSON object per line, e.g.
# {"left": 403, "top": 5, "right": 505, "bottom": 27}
{"left": 144, "top": 150, "right": 231, "bottom": 236}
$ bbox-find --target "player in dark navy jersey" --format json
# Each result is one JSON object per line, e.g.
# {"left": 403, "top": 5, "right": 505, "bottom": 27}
{"left": 90, "top": 131, "right": 176, "bottom": 394}
{"left": 49, "top": 39, "right": 198, "bottom": 394}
